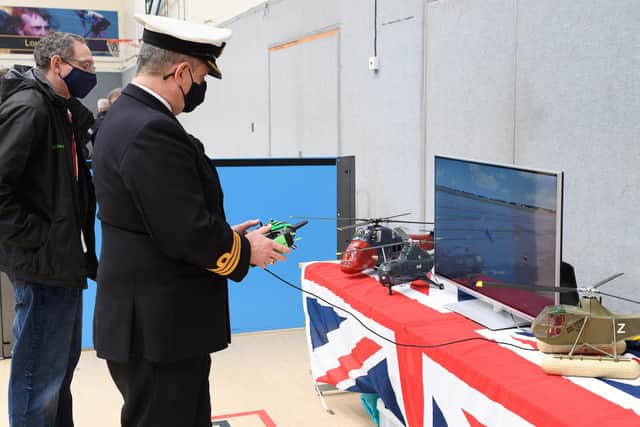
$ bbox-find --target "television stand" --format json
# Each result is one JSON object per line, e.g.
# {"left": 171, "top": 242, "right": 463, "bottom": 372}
{"left": 444, "top": 299, "right": 530, "bottom": 330}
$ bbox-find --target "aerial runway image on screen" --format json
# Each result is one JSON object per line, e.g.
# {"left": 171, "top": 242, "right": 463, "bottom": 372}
{"left": 434, "top": 156, "right": 563, "bottom": 318}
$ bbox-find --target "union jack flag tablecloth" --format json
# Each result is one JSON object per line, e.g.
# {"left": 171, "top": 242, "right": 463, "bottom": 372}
{"left": 301, "top": 262, "right": 640, "bottom": 427}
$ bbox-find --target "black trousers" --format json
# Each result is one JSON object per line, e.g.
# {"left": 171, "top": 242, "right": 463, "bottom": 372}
{"left": 107, "top": 354, "right": 212, "bottom": 427}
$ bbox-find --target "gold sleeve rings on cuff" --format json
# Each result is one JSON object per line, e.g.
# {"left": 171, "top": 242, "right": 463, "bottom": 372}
{"left": 208, "top": 231, "right": 241, "bottom": 276}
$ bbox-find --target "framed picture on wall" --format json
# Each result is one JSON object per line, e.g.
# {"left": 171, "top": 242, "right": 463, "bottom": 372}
{"left": 0, "top": 6, "right": 118, "bottom": 54}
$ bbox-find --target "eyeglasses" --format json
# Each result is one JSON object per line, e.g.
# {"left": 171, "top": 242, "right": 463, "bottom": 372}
{"left": 61, "top": 57, "right": 96, "bottom": 73}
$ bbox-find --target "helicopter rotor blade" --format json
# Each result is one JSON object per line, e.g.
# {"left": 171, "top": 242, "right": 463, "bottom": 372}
{"left": 475, "top": 281, "right": 579, "bottom": 293}
{"left": 343, "top": 241, "right": 407, "bottom": 253}
{"left": 343, "top": 239, "right": 433, "bottom": 254}
{"left": 379, "top": 213, "right": 412, "bottom": 220}
{"left": 382, "top": 219, "right": 435, "bottom": 225}
{"left": 288, "top": 215, "right": 369, "bottom": 222}
{"left": 592, "top": 272, "right": 624, "bottom": 289}
{"left": 339, "top": 218, "right": 434, "bottom": 229}
{"left": 337, "top": 223, "right": 361, "bottom": 231}
{"left": 290, "top": 213, "right": 414, "bottom": 223}
{"left": 596, "top": 290, "right": 640, "bottom": 306}
{"left": 296, "top": 212, "right": 435, "bottom": 230}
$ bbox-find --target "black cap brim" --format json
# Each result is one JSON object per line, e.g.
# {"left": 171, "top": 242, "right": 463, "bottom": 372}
{"left": 143, "top": 29, "right": 225, "bottom": 79}
{"left": 204, "top": 57, "right": 222, "bottom": 79}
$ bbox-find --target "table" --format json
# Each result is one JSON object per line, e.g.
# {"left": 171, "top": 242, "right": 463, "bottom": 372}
{"left": 301, "top": 262, "right": 640, "bottom": 427}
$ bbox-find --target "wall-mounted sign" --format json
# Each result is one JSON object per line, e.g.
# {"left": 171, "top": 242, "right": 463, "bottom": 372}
{"left": 0, "top": 7, "right": 118, "bottom": 54}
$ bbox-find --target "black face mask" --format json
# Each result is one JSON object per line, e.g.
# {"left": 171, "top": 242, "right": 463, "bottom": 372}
{"left": 182, "top": 79, "right": 207, "bottom": 113}
{"left": 62, "top": 66, "right": 97, "bottom": 99}
{"left": 164, "top": 67, "right": 207, "bottom": 113}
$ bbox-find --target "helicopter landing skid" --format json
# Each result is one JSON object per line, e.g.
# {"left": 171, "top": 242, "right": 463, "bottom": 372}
{"left": 426, "top": 277, "right": 445, "bottom": 290}
{"left": 384, "top": 278, "right": 444, "bottom": 295}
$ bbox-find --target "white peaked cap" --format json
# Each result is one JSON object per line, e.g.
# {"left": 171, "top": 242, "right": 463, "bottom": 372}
{"left": 133, "top": 13, "right": 232, "bottom": 78}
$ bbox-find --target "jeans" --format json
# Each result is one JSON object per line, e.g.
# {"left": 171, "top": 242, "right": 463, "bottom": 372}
{"left": 8, "top": 281, "right": 82, "bottom": 427}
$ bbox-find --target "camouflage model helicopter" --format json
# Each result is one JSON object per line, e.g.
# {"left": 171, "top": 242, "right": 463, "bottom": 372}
{"left": 476, "top": 273, "right": 640, "bottom": 379}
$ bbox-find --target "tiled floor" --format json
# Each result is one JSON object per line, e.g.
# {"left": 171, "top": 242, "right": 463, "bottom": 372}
{"left": 0, "top": 328, "right": 373, "bottom": 426}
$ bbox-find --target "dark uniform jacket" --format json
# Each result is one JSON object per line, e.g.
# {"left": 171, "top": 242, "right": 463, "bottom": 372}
{"left": 0, "top": 66, "right": 97, "bottom": 288}
{"left": 92, "top": 84, "right": 251, "bottom": 363}
{"left": 90, "top": 110, "right": 107, "bottom": 145}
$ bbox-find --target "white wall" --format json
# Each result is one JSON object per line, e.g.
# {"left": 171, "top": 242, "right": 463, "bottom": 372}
{"left": 425, "top": 0, "right": 517, "bottom": 216}
{"left": 426, "top": 0, "right": 640, "bottom": 312}
{"left": 185, "top": 0, "right": 263, "bottom": 24}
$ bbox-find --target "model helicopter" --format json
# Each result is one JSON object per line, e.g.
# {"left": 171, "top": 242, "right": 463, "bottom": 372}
{"left": 377, "top": 229, "right": 443, "bottom": 294}
{"left": 476, "top": 273, "right": 640, "bottom": 379}
{"left": 334, "top": 214, "right": 434, "bottom": 274}
{"left": 340, "top": 228, "right": 442, "bottom": 294}
{"left": 378, "top": 242, "right": 443, "bottom": 294}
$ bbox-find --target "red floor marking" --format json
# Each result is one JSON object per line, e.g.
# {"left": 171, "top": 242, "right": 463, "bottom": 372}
{"left": 212, "top": 409, "right": 276, "bottom": 427}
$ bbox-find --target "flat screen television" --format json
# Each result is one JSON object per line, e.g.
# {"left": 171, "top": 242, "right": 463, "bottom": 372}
{"left": 434, "top": 155, "right": 563, "bottom": 329}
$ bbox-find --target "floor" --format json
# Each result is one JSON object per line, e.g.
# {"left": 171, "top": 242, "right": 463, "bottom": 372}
{"left": 0, "top": 328, "right": 374, "bottom": 427}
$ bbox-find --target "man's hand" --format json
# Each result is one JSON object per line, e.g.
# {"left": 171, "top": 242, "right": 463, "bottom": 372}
{"left": 245, "top": 224, "right": 290, "bottom": 268}
{"left": 232, "top": 218, "right": 261, "bottom": 235}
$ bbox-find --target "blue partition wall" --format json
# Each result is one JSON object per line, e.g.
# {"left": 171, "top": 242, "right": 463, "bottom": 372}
{"left": 219, "top": 164, "right": 337, "bottom": 333}
{"left": 82, "top": 160, "right": 338, "bottom": 348}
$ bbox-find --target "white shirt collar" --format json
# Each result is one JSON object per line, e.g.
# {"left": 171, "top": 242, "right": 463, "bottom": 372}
{"left": 130, "top": 81, "right": 173, "bottom": 113}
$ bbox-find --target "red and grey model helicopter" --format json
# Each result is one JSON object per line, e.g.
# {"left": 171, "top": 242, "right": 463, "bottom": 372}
{"left": 336, "top": 225, "right": 443, "bottom": 294}
{"left": 335, "top": 214, "right": 434, "bottom": 274}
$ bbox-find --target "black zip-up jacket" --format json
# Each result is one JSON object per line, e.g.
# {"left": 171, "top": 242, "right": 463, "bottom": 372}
{"left": 0, "top": 65, "right": 97, "bottom": 288}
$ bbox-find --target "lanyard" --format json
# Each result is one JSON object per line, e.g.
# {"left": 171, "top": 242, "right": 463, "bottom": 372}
{"left": 67, "top": 110, "right": 78, "bottom": 181}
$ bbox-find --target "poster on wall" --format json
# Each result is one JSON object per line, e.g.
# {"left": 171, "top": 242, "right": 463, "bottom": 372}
{"left": 0, "top": 7, "right": 118, "bottom": 54}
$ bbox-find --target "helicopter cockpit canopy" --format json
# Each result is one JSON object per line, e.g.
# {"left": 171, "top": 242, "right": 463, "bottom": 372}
{"left": 352, "top": 224, "right": 403, "bottom": 245}
{"left": 533, "top": 305, "right": 585, "bottom": 340}
{"left": 340, "top": 239, "right": 377, "bottom": 274}
{"left": 340, "top": 224, "right": 406, "bottom": 274}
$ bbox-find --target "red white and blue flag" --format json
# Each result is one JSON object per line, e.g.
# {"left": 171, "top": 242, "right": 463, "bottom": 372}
{"left": 302, "top": 262, "right": 640, "bottom": 427}
{"left": 305, "top": 294, "right": 405, "bottom": 423}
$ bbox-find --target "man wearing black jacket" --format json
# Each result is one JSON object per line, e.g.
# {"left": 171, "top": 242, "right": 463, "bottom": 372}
{"left": 0, "top": 32, "right": 98, "bottom": 426}
{"left": 92, "top": 14, "right": 289, "bottom": 427}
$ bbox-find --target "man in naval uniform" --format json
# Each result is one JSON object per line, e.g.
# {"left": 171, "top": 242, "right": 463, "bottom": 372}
{"left": 92, "top": 14, "right": 290, "bottom": 427}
